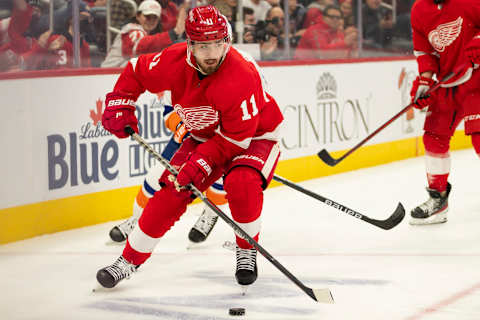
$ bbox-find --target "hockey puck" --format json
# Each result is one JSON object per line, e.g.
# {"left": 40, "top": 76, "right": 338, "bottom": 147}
{"left": 229, "top": 308, "right": 245, "bottom": 316}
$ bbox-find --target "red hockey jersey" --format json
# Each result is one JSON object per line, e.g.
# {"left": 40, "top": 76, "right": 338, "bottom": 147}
{"left": 111, "top": 43, "right": 284, "bottom": 167}
{"left": 411, "top": 0, "right": 480, "bottom": 83}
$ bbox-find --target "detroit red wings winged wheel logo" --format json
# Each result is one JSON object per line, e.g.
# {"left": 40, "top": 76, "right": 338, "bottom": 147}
{"left": 174, "top": 104, "right": 219, "bottom": 130}
{"left": 428, "top": 17, "right": 463, "bottom": 52}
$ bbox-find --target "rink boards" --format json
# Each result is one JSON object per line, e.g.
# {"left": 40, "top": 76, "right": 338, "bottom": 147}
{"left": 0, "top": 59, "right": 472, "bottom": 243}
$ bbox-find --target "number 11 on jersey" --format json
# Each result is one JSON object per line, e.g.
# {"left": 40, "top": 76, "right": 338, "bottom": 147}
{"left": 240, "top": 94, "right": 259, "bottom": 121}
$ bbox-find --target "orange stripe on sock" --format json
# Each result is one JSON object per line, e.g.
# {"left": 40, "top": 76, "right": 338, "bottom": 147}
{"left": 206, "top": 188, "right": 228, "bottom": 205}
{"left": 135, "top": 189, "right": 150, "bottom": 209}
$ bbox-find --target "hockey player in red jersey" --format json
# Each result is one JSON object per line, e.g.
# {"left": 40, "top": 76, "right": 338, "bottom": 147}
{"left": 97, "top": 5, "right": 284, "bottom": 289}
{"left": 409, "top": 0, "right": 480, "bottom": 224}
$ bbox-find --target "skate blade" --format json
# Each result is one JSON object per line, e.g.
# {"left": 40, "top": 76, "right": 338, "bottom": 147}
{"left": 187, "top": 239, "right": 213, "bottom": 249}
{"left": 91, "top": 282, "right": 112, "bottom": 293}
{"left": 239, "top": 285, "right": 251, "bottom": 296}
{"left": 186, "top": 242, "right": 203, "bottom": 250}
{"left": 104, "top": 239, "right": 126, "bottom": 246}
{"left": 409, "top": 212, "right": 447, "bottom": 225}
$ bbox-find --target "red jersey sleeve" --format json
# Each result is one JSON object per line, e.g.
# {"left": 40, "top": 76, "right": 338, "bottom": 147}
{"left": 112, "top": 50, "right": 172, "bottom": 99}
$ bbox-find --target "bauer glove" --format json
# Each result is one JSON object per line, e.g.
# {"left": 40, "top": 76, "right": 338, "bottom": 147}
{"left": 176, "top": 153, "right": 213, "bottom": 189}
{"left": 102, "top": 92, "right": 139, "bottom": 138}
{"left": 410, "top": 76, "right": 435, "bottom": 109}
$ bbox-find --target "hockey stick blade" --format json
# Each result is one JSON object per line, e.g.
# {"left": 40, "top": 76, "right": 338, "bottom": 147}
{"left": 311, "top": 288, "right": 335, "bottom": 304}
{"left": 272, "top": 175, "right": 405, "bottom": 230}
{"left": 364, "top": 202, "right": 405, "bottom": 230}
{"left": 317, "top": 149, "right": 340, "bottom": 167}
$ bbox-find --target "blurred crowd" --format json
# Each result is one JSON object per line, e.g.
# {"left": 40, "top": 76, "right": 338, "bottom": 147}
{"left": 0, "top": 0, "right": 414, "bottom": 72}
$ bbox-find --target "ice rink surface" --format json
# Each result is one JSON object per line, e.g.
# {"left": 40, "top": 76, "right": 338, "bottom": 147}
{"left": 1, "top": 149, "right": 480, "bottom": 320}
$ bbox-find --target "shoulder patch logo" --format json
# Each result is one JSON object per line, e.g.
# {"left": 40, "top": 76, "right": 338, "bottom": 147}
{"left": 428, "top": 16, "right": 463, "bottom": 52}
{"left": 149, "top": 52, "right": 162, "bottom": 70}
{"left": 174, "top": 104, "right": 219, "bottom": 130}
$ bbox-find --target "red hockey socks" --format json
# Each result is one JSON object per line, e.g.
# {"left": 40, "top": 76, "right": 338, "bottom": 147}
{"left": 224, "top": 166, "right": 264, "bottom": 249}
{"left": 123, "top": 186, "right": 193, "bottom": 265}
{"left": 423, "top": 132, "right": 451, "bottom": 192}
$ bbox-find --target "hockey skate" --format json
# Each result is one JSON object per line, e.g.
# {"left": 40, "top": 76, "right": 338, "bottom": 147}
{"left": 96, "top": 256, "right": 138, "bottom": 288}
{"left": 109, "top": 217, "right": 138, "bottom": 243}
{"left": 410, "top": 183, "right": 451, "bottom": 225}
{"left": 235, "top": 246, "right": 258, "bottom": 293}
{"left": 188, "top": 207, "right": 218, "bottom": 243}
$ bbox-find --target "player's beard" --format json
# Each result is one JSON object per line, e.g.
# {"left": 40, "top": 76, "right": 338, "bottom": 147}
{"left": 198, "top": 58, "right": 221, "bottom": 75}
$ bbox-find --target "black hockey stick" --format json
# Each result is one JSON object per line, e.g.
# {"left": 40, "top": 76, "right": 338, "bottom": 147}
{"left": 124, "top": 126, "right": 334, "bottom": 304}
{"left": 272, "top": 175, "right": 405, "bottom": 230}
{"left": 317, "top": 70, "right": 459, "bottom": 167}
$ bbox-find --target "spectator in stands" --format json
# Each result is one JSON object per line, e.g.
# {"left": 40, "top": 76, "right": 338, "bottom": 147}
{"left": 214, "top": 0, "right": 233, "bottom": 23}
{"left": 110, "top": 0, "right": 137, "bottom": 30}
{"left": 362, "top": 0, "right": 394, "bottom": 49}
{"left": 393, "top": 0, "right": 413, "bottom": 41}
{"left": 20, "top": 16, "right": 92, "bottom": 70}
{"left": 101, "top": 0, "right": 186, "bottom": 67}
{"left": 286, "top": 0, "right": 306, "bottom": 40}
{"left": 6, "top": 0, "right": 45, "bottom": 54}
{"left": 213, "top": 0, "right": 235, "bottom": 40}
{"left": 0, "top": 0, "right": 47, "bottom": 71}
{"left": 222, "top": 0, "right": 238, "bottom": 18}
{"left": 295, "top": 5, "right": 357, "bottom": 60}
{"left": 303, "top": 0, "right": 335, "bottom": 29}
{"left": 258, "top": 6, "right": 285, "bottom": 60}
{"left": 243, "top": 0, "right": 271, "bottom": 23}
{"left": 339, "top": 0, "right": 354, "bottom": 27}
{"left": 242, "top": 6, "right": 256, "bottom": 43}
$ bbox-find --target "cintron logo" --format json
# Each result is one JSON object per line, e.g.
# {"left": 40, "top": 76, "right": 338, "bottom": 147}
{"left": 316, "top": 72, "right": 337, "bottom": 100}
{"left": 281, "top": 72, "right": 371, "bottom": 150}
